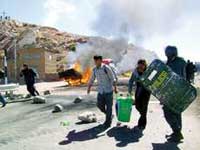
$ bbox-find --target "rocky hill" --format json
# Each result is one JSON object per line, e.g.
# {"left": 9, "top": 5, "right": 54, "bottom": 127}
{"left": 0, "top": 20, "right": 158, "bottom": 73}
{"left": 0, "top": 20, "right": 88, "bottom": 53}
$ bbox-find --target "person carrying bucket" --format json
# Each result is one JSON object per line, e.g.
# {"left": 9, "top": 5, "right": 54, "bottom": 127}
{"left": 87, "top": 55, "right": 118, "bottom": 129}
{"left": 128, "top": 59, "right": 151, "bottom": 130}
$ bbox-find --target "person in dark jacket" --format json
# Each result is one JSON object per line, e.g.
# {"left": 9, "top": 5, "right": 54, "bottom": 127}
{"left": 129, "top": 59, "right": 151, "bottom": 130}
{"left": 20, "top": 64, "right": 39, "bottom": 96}
{"left": 0, "top": 69, "right": 6, "bottom": 107}
{"left": 0, "top": 94, "right": 6, "bottom": 107}
{"left": 164, "top": 46, "right": 187, "bottom": 143}
{"left": 186, "top": 60, "right": 197, "bottom": 83}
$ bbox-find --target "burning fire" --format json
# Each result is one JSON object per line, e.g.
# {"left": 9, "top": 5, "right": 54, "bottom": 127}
{"left": 65, "top": 61, "right": 92, "bottom": 86}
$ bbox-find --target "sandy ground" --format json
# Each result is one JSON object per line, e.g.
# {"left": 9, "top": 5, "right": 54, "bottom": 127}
{"left": 0, "top": 79, "right": 200, "bottom": 150}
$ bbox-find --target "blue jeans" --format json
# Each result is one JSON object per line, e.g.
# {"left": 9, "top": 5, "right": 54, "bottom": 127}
{"left": 0, "top": 94, "right": 6, "bottom": 106}
{"left": 163, "top": 105, "right": 182, "bottom": 134}
{"left": 97, "top": 92, "right": 113, "bottom": 125}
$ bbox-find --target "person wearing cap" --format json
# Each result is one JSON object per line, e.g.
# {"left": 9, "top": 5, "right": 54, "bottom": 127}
{"left": 163, "top": 46, "right": 187, "bottom": 142}
{"left": 128, "top": 59, "right": 151, "bottom": 130}
{"left": 87, "top": 55, "right": 118, "bottom": 129}
{"left": 20, "top": 64, "right": 40, "bottom": 96}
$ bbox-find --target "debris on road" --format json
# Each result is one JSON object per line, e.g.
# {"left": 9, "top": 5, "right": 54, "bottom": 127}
{"left": 74, "top": 96, "right": 83, "bottom": 104}
{"left": 60, "top": 121, "right": 70, "bottom": 126}
{"left": 32, "top": 96, "right": 46, "bottom": 104}
{"left": 78, "top": 111, "right": 97, "bottom": 123}
{"left": 52, "top": 104, "right": 64, "bottom": 113}
{"left": 44, "top": 90, "right": 51, "bottom": 95}
{"left": 25, "top": 94, "right": 32, "bottom": 99}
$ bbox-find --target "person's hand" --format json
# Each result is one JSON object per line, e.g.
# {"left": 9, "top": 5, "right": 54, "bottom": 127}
{"left": 114, "top": 86, "right": 118, "bottom": 94}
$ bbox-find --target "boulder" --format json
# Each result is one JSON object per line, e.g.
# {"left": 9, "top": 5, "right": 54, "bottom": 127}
{"left": 78, "top": 111, "right": 97, "bottom": 123}
{"left": 52, "top": 104, "right": 63, "bottom": 113}
{"left": 44, "top": 90, "right": 51, "bottom": 95}
{"left": 32, "top": 96, "right": 46, "bottom": 104}
{"left": 74, "top": 96, "right": 83, "bottom": 104}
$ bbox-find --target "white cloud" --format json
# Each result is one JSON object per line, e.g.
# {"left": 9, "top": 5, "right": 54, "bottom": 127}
{"left": 143, "top": 15, "right": 200, "bottom": 62}
{"left": 42, "top": 0, "right": 76, "bottom": 27}
{"left": 41, "top": 0, "right": 98, "bottom": 35}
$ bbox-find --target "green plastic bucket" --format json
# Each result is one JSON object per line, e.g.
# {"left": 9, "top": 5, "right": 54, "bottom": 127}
{"left": 116, "top": 95, "right": 133, "bottom": 122}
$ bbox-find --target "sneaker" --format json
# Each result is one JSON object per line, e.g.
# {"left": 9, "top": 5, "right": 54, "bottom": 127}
{"left": 138, "top": 125, "right": 146, "bottom": 130}
{"left": 116, "top": 122, "right": 122, "bottom": 127}
{"left": 102, "top": 123, "right": 111, "bottom": 129}
{"left": 165, "top": 133, "right": 175, "bottom": 139}
{"left": 2, "top": 102, "right": 6, "bottom": 107}
{"left": 102, "top": 115, "right": 114, "bottom": 128}
{"left": 133, "top": 126, "right": 144, "bottom": 134}
{"left": 167, "top": 132, "right": 184, "bottom": 143}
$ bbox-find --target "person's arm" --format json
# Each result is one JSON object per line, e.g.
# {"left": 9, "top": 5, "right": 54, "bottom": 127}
{"left": 105, "top": 66, "right": 118, "bottom": 93}
{"left": 87, "top": 69, "right": 96, "bottom": 94}
{"left": 128, "top": 72, "right": 135, "bottom": 94}
{"left": 183, "top": 66, "right": 187, "bottom": 80}
{"left": 19, "top": 70, "right": 23, "bottom": 77}
{"left": 194, "top": 65, "right": 197, "bottom": 73}
{"left": 181, "top": 60, "right": 187, "bottom": 80}
{"left": 30, "top": 69, "right": 37, "bottom": 77}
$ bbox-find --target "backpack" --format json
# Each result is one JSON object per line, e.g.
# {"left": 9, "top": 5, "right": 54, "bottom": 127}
{"left": 103, "top": 64, "right": 118, "bottom": 82}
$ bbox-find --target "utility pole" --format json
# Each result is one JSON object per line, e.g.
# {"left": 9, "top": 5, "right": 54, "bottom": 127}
{"left": 1, "top": 11, "right": 11, "bottom": 84}
{"left": 0, "top": 11, "right": 10, "bottom": 21}
{"left": 14, "top": 39, "right": 17, "bottom": 81}
{"left": 4, "top": 49, "right": 8, "bottom": 84}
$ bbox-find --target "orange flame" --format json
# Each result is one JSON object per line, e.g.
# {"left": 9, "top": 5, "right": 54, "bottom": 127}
{"left": 65, "top": 61, "right": 92, "bottom": 86}
{"left": 73, "top": 61, "right": 81, "bottom": 73}
{"left": 81, "top": 67, "right": 92, "bottom": 84}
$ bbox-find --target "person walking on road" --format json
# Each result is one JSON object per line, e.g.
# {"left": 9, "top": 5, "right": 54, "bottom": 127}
{"left": 0, "top": 94, "right": 6, "bottom": 107}
{"left": 87, "top": 55, "right": 118, "bottom": 129}
{"left": 128, "top": 59, "right": 151, "bottom": 130}
{"left": 20, "top": 64, "right": 40, "bottom": 96}
{"left": 163, "top": 46, "right": 187, "bottom": 143}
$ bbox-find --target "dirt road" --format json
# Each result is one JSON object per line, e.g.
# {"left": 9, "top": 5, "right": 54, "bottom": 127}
{"left": 0, "top": 81, "right": 199, "bottom": 150}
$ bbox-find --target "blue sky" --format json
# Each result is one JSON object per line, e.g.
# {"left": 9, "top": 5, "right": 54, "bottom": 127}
{"left": 1, "top": 0, "right": 200, "bottom": 62}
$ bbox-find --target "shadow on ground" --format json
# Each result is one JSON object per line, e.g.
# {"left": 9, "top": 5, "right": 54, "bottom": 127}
{"left": 59, "top": 125, "right": 106, "bottom": 145}
{"left": 152, "top": 142, "right": 180, "bottom": 150}
{"left": 107, "top": 126, "right": 143, "bottom": 147}
{"left": 75, "top": 121, "right": 97, "bottom": 125}
{"left": 59, "top": 125, "right": 144, "bottom": 147}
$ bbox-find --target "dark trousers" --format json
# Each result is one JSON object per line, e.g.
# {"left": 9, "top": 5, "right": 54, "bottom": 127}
{"left": 0, "top": 94, "right": 6, "bottom": 106}
{"left": 97, "top": 92, "right": 113, "bottom": 125}
{"left": 163, "top": 105, "right": 182, "bottom": 134}
{"left": 135, "top": 97, "right": 150, "bottom": 128}
{"left": 27, "top": 84, "right": 39, "bottom": 96}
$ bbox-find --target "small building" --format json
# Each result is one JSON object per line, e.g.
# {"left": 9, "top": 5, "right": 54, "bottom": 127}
{"left": 0, "top": 48, "right": 67, "bottom": 82}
